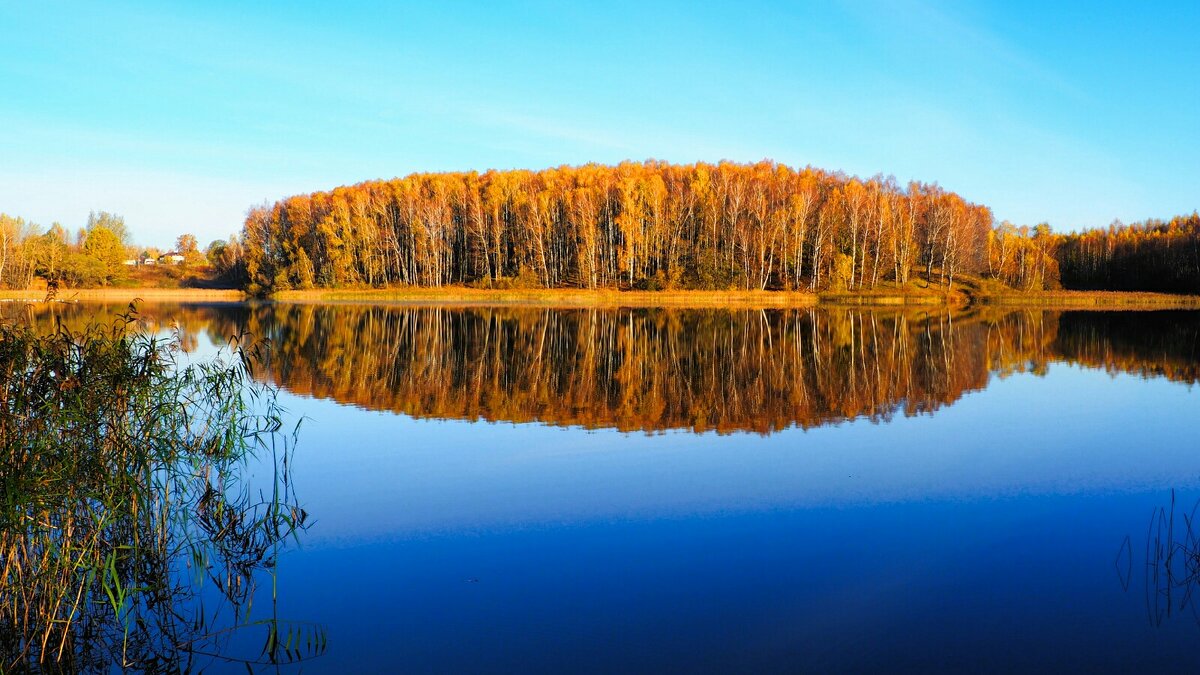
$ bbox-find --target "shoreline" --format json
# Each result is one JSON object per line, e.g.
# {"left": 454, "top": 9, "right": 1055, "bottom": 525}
{"left": 271, "top": 287, "right": 824, "bottom": 308}
{"left": 0, "top": 288, "right": 246, "bottom": 303}
{"left": 0, "top": 286, "right": 1198, "bottom": 310}
{"left": 970, "top": 290, "right": 1200, "bottom": 310}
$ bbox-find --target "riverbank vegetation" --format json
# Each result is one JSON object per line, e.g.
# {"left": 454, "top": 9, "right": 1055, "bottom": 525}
{"left": 0, "top": 309, "right": 320, "bottom": 669}
{"left": 271, "top": 286, "right": 820, "bottom": 308}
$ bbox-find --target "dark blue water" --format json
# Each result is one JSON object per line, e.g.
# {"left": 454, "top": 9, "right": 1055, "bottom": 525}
{"left": 245, "top": 336, "right": 1199, "bottom": 672}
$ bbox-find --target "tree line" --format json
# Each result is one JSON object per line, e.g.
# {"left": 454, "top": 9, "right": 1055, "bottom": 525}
{"left": 1055, "top": 213, "right": 1200, "bottom": 293}
{"left": 0, "top": 211, "right": 244, "bottom": 288}
{"left": 3, "top": 162, "right": 1195, "bottom": 293}
{"left": 242, "top": 160, "right": 994, "bottom": 293}
{"left": 240, "top": 160, "right": 1200, "bottom": 294}
{"left": 985, "top": 213, "right": 1200, "bottom": 293}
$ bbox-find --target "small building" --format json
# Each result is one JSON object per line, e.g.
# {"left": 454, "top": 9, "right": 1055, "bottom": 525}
{"left": 122, "top": 259, "right": 138, "bottom": 266}
{"left": 159, "top": 253, "right": 186, "bottom": 265}
{"left": 141, "top": 258, "right": 157, "bottom": 266}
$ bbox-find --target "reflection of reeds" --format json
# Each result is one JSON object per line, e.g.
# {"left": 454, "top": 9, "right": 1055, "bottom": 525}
{"left": 1125, "top": 491, "right": 1200, "bottom": 628}
{"left": 0, "top": 307, "right": 323, "bottom": 669}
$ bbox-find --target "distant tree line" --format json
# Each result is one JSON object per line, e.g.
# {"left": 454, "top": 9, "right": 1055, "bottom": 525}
{"left": 985, "top": 214, "right": 1200, "bottom": 293}
{"left": 0, "top": 211, "right": 246, "bottom": 288}
{"left": 1054, "top": 213, "right": 1200, "bottom": 293}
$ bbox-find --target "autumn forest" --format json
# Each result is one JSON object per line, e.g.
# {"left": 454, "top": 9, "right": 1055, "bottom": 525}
{"left": 240, "top": 161, "right": 1200, "bottom": 295}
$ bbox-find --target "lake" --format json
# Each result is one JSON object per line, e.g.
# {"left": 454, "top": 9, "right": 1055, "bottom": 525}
{"left": 7, "top": 302, "right": 1200, "bottom": 672}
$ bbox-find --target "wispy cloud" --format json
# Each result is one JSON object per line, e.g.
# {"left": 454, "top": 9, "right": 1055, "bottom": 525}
{"left": 839, "top": 0, "right": 1090, "bottom": 102}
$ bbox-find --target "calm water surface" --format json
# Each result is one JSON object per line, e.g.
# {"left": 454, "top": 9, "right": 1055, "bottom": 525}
{"left": 14, "top": 302, "right": 1200, "bottom": 672}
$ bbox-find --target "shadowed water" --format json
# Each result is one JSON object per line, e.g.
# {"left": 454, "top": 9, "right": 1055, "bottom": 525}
{"left": 5, "top": 301, "right": 1200, "bottom": 672}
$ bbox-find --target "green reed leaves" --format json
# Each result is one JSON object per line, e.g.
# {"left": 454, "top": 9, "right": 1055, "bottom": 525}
{"left": 0, "top": 305, "right": 323, "bottom": 671}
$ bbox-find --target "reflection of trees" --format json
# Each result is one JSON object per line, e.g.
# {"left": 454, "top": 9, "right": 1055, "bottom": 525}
{"left": 1052, "top": 311, "right": 1200, "bottom": 384}
{"left": 0, "top": 301, "right": 240, "bottom": 355}
{"left": 15, "top": 303, "right": 1200, "bottom": 435}
{"left": 234, "top": 306, "right": 988, "bottom": 434}
{"left": 241, "top": 306, "right": 1198, "bottom": 434}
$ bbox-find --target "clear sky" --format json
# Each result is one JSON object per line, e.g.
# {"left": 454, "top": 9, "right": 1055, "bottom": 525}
{"left": 1, "top": 0, "right": 1196, "bottom": 246}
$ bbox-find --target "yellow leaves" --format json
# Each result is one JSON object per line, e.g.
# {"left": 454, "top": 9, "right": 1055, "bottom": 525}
{"left": 240, "top": 160, "right": 1197, "bottom": 295}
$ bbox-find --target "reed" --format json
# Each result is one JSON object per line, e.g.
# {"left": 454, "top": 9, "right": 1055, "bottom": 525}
{"left": 0, "top": 304, "right": 322, "bottom": 670}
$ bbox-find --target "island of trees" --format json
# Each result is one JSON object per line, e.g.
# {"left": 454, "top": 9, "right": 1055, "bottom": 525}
{"left": 1, "top": 161, "right": 1197, "bottom": 297}
{"left": 239, "top": 161, "right": 1199, "bottom": 296}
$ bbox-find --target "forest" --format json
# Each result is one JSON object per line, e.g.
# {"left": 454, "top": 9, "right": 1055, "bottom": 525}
{"left": 238, "top": 160, "right": 1200, "bottom": 295}
{"left": 1055, "top": 213, "right": 1200, "bottom": 292}
{"left": 241, "top": 161, "right": 997, "bottom": 293}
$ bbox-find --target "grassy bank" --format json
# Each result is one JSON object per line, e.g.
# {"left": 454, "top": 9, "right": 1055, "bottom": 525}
{"left": 954, "top": 274, "right": 1200, "bottom": 308}
{"left": 971, "top": 290, "right": 1200, "bottom": 309}
{"left": 267, "top": 278, "right": 966, "bottom": 308}
{"left": 0, "top": 287, "right": 245, "bottom": 302}
{"left": 1, "top": 282, "right": 1198, "bottom": 310}
{"left": 271, "top": 287, "right": 823, "bottom": 308}
{"left": 817, "top": 279, "right": 968, "bottom": 306}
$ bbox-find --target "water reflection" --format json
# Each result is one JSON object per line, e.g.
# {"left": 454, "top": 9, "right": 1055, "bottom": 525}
{"left": 10, "top": 303, "right": 1200, "bottom": 434}
{"left": 8, "top": 301, "right": 1200, "bottom": 670}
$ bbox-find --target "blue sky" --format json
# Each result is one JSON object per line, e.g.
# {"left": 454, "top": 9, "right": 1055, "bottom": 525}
{"left": 1, "top": 0, "right": 1196, "bottom": 246}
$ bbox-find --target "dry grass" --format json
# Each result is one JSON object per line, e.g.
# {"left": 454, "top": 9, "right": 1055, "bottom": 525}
{"left": 817, "top": 278, "right": 966, "bottom": 306}
{"left": 972, "top": 290, "right": 1200, "bottom": 309}
{"left": 272, "top": 286, "right": 822, "bottom": 308}
{"left": 3, "top": 277, "right": 1195, "bottom": 311}
{"left": 267, "top": 283, "right": 1200, "bottom": 310}
{"left": 0, "top": 288, "right": 245, "bottom": 302}
{"left": 942, "top": 273, "right": 1200, "bottom": 310}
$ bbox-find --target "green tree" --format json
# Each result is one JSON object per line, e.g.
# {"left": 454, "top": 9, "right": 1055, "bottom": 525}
{"left": 83, "top": 225, "right": 125, "bottom": 284}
